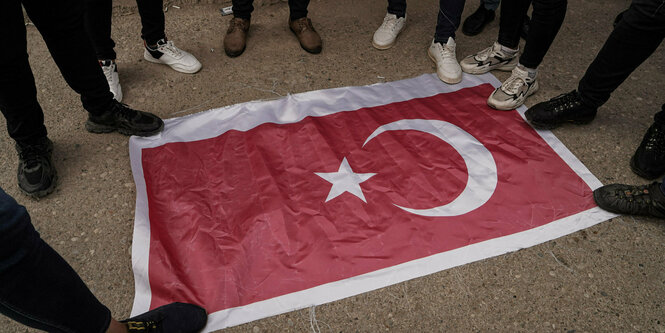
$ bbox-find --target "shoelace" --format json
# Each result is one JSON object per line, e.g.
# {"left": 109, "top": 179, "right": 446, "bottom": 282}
{"left": 435, "top": 43, "right": 455, "bottom": 61}
{"left": 501, "top": 71, "right": 528, "bottom": 95}
{"left": 381, "top": 16, "right": 400, "bottom": 32}
{"left": 615, "top": 184, "right": 653, "bottom": 205}
{"left": 644, "top": 125, "right": 665, "bottom": 153}
{"left": 473, "top": 45, "right": 495, "bottom": 62}
{"left": 111, "top": 102, "right": 137, "bottom": 121}
{"left": 17, "top": 143, "right": 49, "bottom": 169}
{"left": 292, "top": 18, "right": 313, "bottom": 33}
{"left": 157, "top": 40, "right": 182, "bottom": 58}
{"left": 228, "top": 18, "right": 247, "bottom": 32}
{"left": 548, "top": 91, "right": 583, "bottom": 112}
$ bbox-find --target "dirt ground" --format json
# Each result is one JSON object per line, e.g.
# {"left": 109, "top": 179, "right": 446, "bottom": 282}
{"left": 2, "top": 0, "right": 664, "bottom": 332}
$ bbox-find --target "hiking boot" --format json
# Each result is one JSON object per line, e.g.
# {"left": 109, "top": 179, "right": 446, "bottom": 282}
{"left": 16, "top": 137, "right": 57, "bottom": 198}
{"left": 122, "top": 302, "right": 208, "bottom": 333}
{"left": 593, "top": 182, "right": 665, "bottom": 218}
{"left": 462, "top": 3, "right": 495, "bottom": 36}
{"left": 630, "top": 121, "right": 665, "bottom": 179}
{"left": 144, "top": 39, "right": 202, "bottom": 74}
{"left": 428, "top": 38, "right": 462, "bottom": 84}
{"left": 224, "top": 17, "right": 250, "bottom": 57}
{"left": 289, "top": 17, "right": 322, "bottom": 54}
{"left": 85, "top": 100, "right": 164, "bottom": 137}
{"left": 100, "top": 60, "right": 122, "bottom": 102}
{"left": 525, "top": 90, "right": 597, "bottom": 129}
{"left": 487, "top": 65, "right": 538, "bottom": 110}
{"left": 460, "top": 41, "right": 518, "bottom": 75}
{"left": 372, "top": 13, "right": 406, "bottom": 50}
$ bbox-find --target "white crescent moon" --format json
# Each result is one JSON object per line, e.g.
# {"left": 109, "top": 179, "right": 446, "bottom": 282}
{"left": 362, "top": 119, "right": 497, "bottom": 217}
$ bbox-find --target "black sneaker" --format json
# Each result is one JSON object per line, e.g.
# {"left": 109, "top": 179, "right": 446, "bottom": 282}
{"left": 630, "top": 121, "right": 665, "bottom": 179}
{"left": 593, "top": 182, "right": 665, "bottom": 218}
{"left": 462, "top": 4, "right": 495, "bottom": 36}
{"left": 122, "top": 302, "right": 207, "bottom": 333}
{"left": 86, "top": 100, "right": 164, "bottom": 137}
{"left": 525, "top": 90, "right": 597, "bottom": 129}
{"left": 15, "top": 137, "right": 58, "bottom": 198}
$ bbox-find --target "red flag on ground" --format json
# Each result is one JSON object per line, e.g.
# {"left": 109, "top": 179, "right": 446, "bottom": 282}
{"left": 129, "top": 74, "right": 614, "bottom": 331}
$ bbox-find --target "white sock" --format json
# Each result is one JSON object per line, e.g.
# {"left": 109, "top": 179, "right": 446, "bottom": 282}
{"left": 517, "top": 63, "right": 537, "bottom": 80}
{"left": 500, "top": 43, "right": 519, "bottom": 55}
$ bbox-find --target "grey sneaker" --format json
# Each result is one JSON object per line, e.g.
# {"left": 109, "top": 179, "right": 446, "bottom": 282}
{"left": 460, "top": 42, "right": 518, "bottom": 75}
{"left": 487, "top": 65, "right": 538, "bottom": 110}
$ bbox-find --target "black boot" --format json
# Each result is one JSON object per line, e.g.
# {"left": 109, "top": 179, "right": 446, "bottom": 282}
{"left": 15, "top": 137, "right": 57, "bottom": 198}
{"left": 86, "top": 100, "right": 164, "bottom": 137}
{"left": 122, "top": 302, "right": 207, "bottom": 333}
{"left": 630, "top": 117, "right": 665, "bottom": 179}
{"left": 462, "top": 3, "right": 495, "bottom": 36}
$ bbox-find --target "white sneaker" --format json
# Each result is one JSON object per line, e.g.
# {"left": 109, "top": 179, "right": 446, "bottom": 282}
{"left": 460, "top": 41, "right": 518, "bottom": 75}
{"left": 428, "top": 38, "right": 462, "bottom": 84}
{"left": 372, "top": 13, "right": 406, "bottom": 50}
{"left": 144, "top": 39, "right": 202, "bottom": 74}
{"left": 487, "top": 65, "right": 539, "bottom": 110}
{"left": 100, "top": 60, "right": 122, "bottom": 102}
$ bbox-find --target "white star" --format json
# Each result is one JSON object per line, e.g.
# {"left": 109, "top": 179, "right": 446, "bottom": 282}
{"left": 315, "top": 157, "right": 376, "bottom": 203}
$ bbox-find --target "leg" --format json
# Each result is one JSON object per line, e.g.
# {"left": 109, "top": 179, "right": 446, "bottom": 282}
{"left": 136, "top": 0, "right": 166, "bottom": 45}
{"left": 232, "top": 0, "right": 254, "bottom": 20}
{"left": 0, "top": 187, "right": 112, "bottom": 332}
{"left": 484, "top": 0, "right": 501, "bottom": 11}
{"left": 434, "top": 0, "right": 466, "bottom": 42}
{"left": 387, "top": 0, "right": 407, "bottom": 17}
{"left": 518, "top": 0, "right": 567, "bottom": 68}
{"left": 578, "top": 0, "right": 665, "bottom": 108}
{"left": 288, "top": 0, "right": 310, "bottom": 20}
{"left": 21, "top": 0, "right": 114, "bottom": 115}
{"left": 0, "top": 0, "right": 48, "bottom": 144}
{"left": 83, "top": 0, "right": 116, "bottom": 60}
{"left": 497, "top": 0, "right": 532, "bottom": 49}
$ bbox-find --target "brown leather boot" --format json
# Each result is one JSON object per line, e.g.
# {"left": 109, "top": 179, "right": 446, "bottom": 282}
{"left": 224, "top": 17, "right": 250, "bottom": 57}
{"left": 288, "top": 17, "right": 322, "bottom": 54}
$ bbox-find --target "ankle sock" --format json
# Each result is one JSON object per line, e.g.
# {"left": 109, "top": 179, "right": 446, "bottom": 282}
{"left": 517, "top": 63, "right": 537, "bottom": 80}
{"left": 500, "top": 44, "right": 518, "bottom": 55}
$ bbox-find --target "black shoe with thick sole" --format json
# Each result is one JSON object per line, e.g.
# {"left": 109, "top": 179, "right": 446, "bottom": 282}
{"left": 16, "top": 137, "right": 58, "bottom": 198}
{"left": 462, "top": 4, "right": 495, "bottom": 36}
{"left": 630, "top": 121, "right": 665, "bottom": 179}
{"left": 525, "top": 90, "right": 597, "bottom": 129}
{"left": 122, "top": 302, "right": 207, "bottom": 333}
{"left": 86, "top": 100, "right": 164, "bottom": 137}
{"left": 593, "top": 182, "right": 665, "bottom": 218}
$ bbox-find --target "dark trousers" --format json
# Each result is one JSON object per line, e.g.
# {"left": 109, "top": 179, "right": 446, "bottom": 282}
{"left": 434, "top": 0, "right": 466, "bottom": 42}
{"left": 578, "top": 0, "right": 665, "bottom": 109}
{"left": 83, "top": 0, "right": 166, "bottom": 60}
{"left": 232, "top": 0, "right": 310, "bottom": 20}
{"left": 0, "top": 0, "right": 114, "bottom": 144}
{"left": 387, "top": 0, "right": 407, "bottom": 17}
{"left": 497, "top": 0, "right": 567, "bottom": 68}
{"left": 0, "top": 187, "right": 111, "bottom": 332}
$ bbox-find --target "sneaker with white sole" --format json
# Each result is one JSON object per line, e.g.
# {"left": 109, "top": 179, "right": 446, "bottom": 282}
{"left": 100, "top": 60, "right": 123, "bottom": 102}
{"left": 460, "top": 42, "right": 518, "bottom": 75}
{"left": 487, "top": 65, "right": 538, "bottom": 110}
{"left": 428, "top": 38, "right": 462, "bottom": 84}
{"left": 144, "top": 39, "right": 202, "bottom": 74}
{"left": 372, "top": 13, "right": 406, "bottom": 50}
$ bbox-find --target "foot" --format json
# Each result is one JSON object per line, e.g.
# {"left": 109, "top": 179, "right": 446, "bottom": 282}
{"left": 594, "top": 182, "right": 665, "bottom": 218}
{"left": 460, "top": 42, "right": 518, "bottom": 75}
{"left": 16, "top": 137, "right": 57, "bottom": 198}
{"left": 144, "top": 39, "right": 202, "bottom": 74}
{"left": 85, "top": 100, "right": 164, "bottom": 137}
{"left": 428, "top": 38, "right": 462, "bottom": 84}
{"left": 372, "top": 13, "right": 406, "bottom": 50}
{"left": 525, "top": 90, "right": 597, "bottom": 129}
{"left": 289, "top": 17, "right": 322, "bottom": 54}
{"left": 630, "top": 121, "right": 665, "bottom": 179}
{"left": 122, "top": 302, "right": 208, "bottom": 333}
{"left": 462, "top": 3, "right": 495, "bottom": 36}
{"left": 487, "top": 65, "right": 538, "bottom": 110}
{"left": 223, "top": 17, "right": 250, "bottom": 57}
{"left": 100, "top": 60, "right": 122, "bottom": 102}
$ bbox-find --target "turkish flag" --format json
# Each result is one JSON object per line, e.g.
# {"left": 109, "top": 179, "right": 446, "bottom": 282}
{"left": 129, "top": 74, "right": 611, "bottom": 330}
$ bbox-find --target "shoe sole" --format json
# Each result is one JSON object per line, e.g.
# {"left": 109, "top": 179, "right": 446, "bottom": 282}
{"left": 85, "top": 121, "right": 164, "bottom": 137}
{"left": 427, "top": 49, "right": 462, "bottom": 84}
{"left": 143, "top": 53, "right": 201, "bottom": 74}
{"left": 372, "top": 39, "right": 396, "bottom": 50}
{"left": 629, "top": 155, "right": 664, "bottom": 180}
